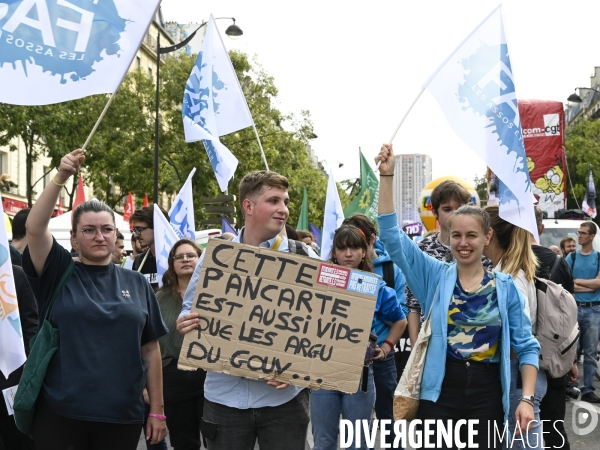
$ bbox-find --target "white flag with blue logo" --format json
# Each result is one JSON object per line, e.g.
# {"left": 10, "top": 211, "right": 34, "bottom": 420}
{"left": 321, "top": 168, "right": 345, "bottom": 261}
{"left": 169, "top": 168, "right": 196, "bottom": 239}
{"left": 182, "top": 14, "right": 254, "bottom": 192}
{"left": 154, "top": 204, "right": 179, "bottom": 289}
{"left": 0, "top": 0, "right": 161, "bottom": 106}
{"left": 0, "top": 194, "right": 25, "bottom": 378}
{"left": 422, "top": 5, "right": 538, "bottom": 241}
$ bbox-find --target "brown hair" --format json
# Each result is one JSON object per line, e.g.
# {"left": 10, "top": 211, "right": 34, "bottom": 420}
{"left": 72, "top": 200, "right": 115, "bottom": 232}
{"left": 447, "top": 205, "right": 491, "bottom": 235}
{"left": 430, "top": 180, "right": 471, "bottom": 214}
{"left": 342, "top": 213, "right": 377, "bottom": 242}
{"left": 129, "top": 205, "right": 169, "bottom": 229}
{"left": 239, "top": 171, "right": 289, "bottom": 215}
{"left": 484, "top": 205, "right": 538, "bottom": 281}
{"left": 330, "top": 226, "right": 374, "bottom": 272}
{"left": 160, "top": 239, "right": 203, "bottom": 292}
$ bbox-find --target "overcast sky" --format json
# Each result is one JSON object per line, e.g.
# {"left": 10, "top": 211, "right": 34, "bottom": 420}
{"left": 161, "top": 0, "right": 597, "bottom": 187}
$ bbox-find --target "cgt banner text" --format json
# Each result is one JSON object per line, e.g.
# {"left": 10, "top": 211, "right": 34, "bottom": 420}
{"left": 178, "top": 240, "right": 380, "bottom": 393}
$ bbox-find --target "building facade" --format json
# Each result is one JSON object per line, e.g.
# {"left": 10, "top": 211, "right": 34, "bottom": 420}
{"left": 0, "top": 9, "right": 175, "bottom": 217}
{"left": 565, "top": 66, "right": 600, "bottom": 126}
{"left": 393, "top": 153, "right": 432, "bottom": 225}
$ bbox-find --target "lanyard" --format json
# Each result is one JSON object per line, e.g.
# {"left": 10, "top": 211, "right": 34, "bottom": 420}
{"left": 271, "top": 235, "right": 283, "bottom": 251}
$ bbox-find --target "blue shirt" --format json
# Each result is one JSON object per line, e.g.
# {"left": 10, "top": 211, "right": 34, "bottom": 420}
{"left": 565, "top": 250, "right": 600, "bottom": 302}
{"left": 180, "top": 230, "right": 319, "bottom": 409}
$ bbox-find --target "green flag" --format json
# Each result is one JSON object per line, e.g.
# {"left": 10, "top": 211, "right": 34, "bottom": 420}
{"left": 343, "top": 149, "right": 379, "bottom": 222}
{"left": 297, "top": 187, "right": 309, "bottom": 230}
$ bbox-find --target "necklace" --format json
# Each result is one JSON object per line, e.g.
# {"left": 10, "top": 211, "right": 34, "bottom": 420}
{"left": 459, "top": 270, "right": 484, "bottom": 292}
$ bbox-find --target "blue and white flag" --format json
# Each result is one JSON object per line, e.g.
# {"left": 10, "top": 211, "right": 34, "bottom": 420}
{"left": 0, "top": 194, "right": 25, "bottom": 378}
{"left": 422, "top": 5, "right": 538, "bottom": 242}
{"left": 182, "top": 14, "right": 254, "bottom": 192}
{"left": 169, "top": 168, "right": 196, "bottom": 239}
{"left": 154, "top": 204, "right": 179, "bottom": 289}
{"left": 221, "top": 215, "right": 238, "bottom": 236}
{"left": 0, "top": 0, "right": 161, "bottom": 106}
{"left": 321, "top": 168, "right": 345, "bottom": 261}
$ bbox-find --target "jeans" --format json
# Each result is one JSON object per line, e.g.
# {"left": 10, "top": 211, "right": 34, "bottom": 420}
{"left": 507, "top": 359, "right": 548, "bottom": 449}
{"left": 311, "top": 365, "right": 375, "bottom": 450}
{"left": 577, "top": 305, "right": 600, "bottom": 395}
{"left": 372, "top": 354, "right": 397, "bottom": 447}
{"left": 417, "top": 359, "right": 504, "bottom": 449}
{"left": 539, "top": 372, "right": 570, "bottom": 450}
{"left": 202, "top": 389, "right": 309, "bottom": 450}
{"left": 163, "top": 368, "right": 206, "bottom": 450}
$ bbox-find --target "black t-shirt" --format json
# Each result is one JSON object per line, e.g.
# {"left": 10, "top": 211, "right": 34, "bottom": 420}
{"left": 532, "top": 245, "right": 575, "bottom": 294}
{"left": 132, "top": 251, "right": 158, "bottom": 291}
{"left": 22, "top": 239, "right": 168, "bottom": 424}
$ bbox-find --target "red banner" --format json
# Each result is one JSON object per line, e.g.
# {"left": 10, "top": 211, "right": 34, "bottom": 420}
{"left": 519, "top": 100, "right": 566, "bottom": 218}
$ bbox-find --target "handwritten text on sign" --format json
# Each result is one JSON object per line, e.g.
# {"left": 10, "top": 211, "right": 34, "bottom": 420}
{"left": 178, "top": 240, "right": 380, "bottom": 393}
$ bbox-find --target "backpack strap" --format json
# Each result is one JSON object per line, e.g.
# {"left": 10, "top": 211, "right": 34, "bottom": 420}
{"left": 288, "top": 239, "right": 309, "bottom": 256}
{"left": 46, "top": 259, "right": 75, "bottom": 321}
{"left": 382, "top": 260, "right": 395, "bottom": 287}
{"left": 548, "top": 254, "right": 562, "bottom": 281}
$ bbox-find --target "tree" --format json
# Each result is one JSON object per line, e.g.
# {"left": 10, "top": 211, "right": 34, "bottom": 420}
{"left": 565, "top": 118, "right": 600, "bottom": 213}
{"left": 473, "top": 173, "right": 487, "bottom": 207}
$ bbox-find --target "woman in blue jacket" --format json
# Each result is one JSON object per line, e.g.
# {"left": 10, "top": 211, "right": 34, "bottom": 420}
{"left": 310, "top": 226, "right": 407, "bottom": 450}
{"left": 376, "top": 144, "right": 540, "bottom": 449}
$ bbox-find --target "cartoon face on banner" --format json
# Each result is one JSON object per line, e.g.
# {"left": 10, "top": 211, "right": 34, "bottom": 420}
{"left": 419, "top": 176, "right": 480, "bottom": 232}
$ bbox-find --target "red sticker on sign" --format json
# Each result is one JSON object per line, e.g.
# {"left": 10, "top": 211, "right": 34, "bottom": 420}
{"left": 317, "top": 264, "right": 350, "bottom": 289}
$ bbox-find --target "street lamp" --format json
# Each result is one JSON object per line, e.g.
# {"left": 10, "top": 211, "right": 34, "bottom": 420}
{"left": 567, "top": 87, "right": 600, "bottom": 104}
{"left": 153, "top": 18, "right": 242, "bottom": 204}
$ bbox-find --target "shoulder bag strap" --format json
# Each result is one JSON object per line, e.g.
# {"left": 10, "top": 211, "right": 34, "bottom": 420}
{"left": 46, "top": 259, "right": 75, "bottom": 321}
{"left": 548, "top": 254, "right": 562, "bottom": 280}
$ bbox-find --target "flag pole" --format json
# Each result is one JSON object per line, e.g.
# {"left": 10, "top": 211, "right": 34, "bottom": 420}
{"left": 81, "top": 90, "right": 118, "bottom": 151}
{"left": 252, "top": 124, "right": 269, "bottom": 171}
{"left": 375, "top": 88, "right": 425, "bottom": 171}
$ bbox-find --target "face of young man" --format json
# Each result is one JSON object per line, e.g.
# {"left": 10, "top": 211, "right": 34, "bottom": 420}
{"left": 112, "top": 239, "right": 126, "bottom": 264}
{"left": 244, "top": 186, "right": 289, "bottom": 240}
{"left": 434, "top": 199, "right": 463, "bottom": 233}
{"left": 131, "top": 220, "right": 154, "bottom": 249}
{"left": 562, "top": 240, "right": 576, "bottom": 257}
{"left": 577, "top": 226, "right": 595, "bottom": 248}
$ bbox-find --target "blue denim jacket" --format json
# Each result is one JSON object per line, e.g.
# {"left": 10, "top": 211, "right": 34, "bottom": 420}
{"left": 378, "top": 212, "right": 540, "bottom": 423}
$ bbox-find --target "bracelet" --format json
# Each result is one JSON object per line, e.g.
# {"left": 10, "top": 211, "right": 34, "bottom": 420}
{"left": 383, "top": 339, "right": 395, "bottom": 350}
{"left": 52, "top": 175, "right": 69, "bottom": 187}
{"left": 148, "top": 413, "right": 167, "bottom": 421}
{"left": 380, "top": 174, "right": 394, "bottom": 177}
{"left": 519, "top": 397, "right": 534, "bottom": 407}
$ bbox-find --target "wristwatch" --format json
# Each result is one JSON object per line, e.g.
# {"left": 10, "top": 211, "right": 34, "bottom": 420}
{"left": 520, "top": 395, "right": 535, "bottom": 406}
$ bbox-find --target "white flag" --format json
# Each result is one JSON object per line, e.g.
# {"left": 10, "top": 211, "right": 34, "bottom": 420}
{"left": 0, "top": 0, "right": 161, "bottom": 105}
{"left": 321, "top": 168, "right": 345, "bottom": 261}
{"left": 154, "top": 204, "right": 179, "bottom": 289}
{"left": 182, "top": 14, "right": 254, "bottom": 192}
{"left": 0, "top": 195, "right": 25, "bottom": 378}
{"left": 422, "top": 5, "right": 538, "bottom": 242}
{"left": 169, "top": 168, "right": 197, "bottom": 239}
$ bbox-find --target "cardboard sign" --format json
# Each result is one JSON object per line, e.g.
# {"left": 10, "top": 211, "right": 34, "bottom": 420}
{"left": 178, "top": 240, "right": 380, "bottom": 393}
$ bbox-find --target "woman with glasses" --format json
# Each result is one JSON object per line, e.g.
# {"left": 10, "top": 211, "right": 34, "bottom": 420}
{"left": 156, "top": 238, "right": 205, "bottom": 450}
{"left": 23, "top": 149, "right": 168, "bottom": 450}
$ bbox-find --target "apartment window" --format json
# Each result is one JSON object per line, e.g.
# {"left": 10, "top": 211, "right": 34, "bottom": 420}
{"left": 43, "top": 166, "right": 51, "bottom": 188}
{"left": 136, "top": 55, "right": 141, "bottom": 70}
{"left": 0, "top": 152, "right": 7, "bottom": 174}
{"left": 148, "top": 64, "right": 153, "bottom": 79}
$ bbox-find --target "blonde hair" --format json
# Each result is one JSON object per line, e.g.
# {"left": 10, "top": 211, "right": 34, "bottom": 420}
{"left": 484, "top": 205, "right": 538, "bottom": 281}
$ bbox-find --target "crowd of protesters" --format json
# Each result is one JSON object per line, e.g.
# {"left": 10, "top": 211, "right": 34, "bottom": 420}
{"left": 0, "top": 145, "right": 598, "bottom": 450}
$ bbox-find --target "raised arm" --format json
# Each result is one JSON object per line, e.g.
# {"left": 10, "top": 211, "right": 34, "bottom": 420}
{"left": 26, "top": 149, "right": 84, "bottom": 275}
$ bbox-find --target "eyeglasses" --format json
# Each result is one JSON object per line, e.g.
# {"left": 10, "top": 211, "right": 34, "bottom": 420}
{"left": 77, "top": 226, "right": 116, "bottom": 239}
{"left": 173, "top": 252, "right": 199, "bottom": 262}
{"left": 131, "top": 226, "right": 150, "bottom": 235}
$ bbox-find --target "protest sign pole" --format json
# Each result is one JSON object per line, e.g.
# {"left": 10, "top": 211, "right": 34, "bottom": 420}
{"left": 252, "top": 125, "right": 269, "bottom": 171}
{"left": 375, "top": 88, "right": 424, "bottom": 171}
{"left": 81, "top": 90, "right": 118, "bottom": 151}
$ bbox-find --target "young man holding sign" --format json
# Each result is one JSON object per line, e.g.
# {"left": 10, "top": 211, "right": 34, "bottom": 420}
{"left": 177, "top": 171, "right": 318, "bottom": 450}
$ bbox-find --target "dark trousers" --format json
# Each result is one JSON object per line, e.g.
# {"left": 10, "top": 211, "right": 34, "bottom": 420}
{"left": 417, "top": 359, "right": 504, "bottom": 450}
{"left": 540, "top": 373, "right": 570, "bottom": 450}
{"left": 373, "top": 354, "right": 397, "bottom": 447}
{"left": 0, "top": 399, "right": 33, "bottom": 450}
{"left": 32, "top": 396, "right": 141, "bottom": 450}
{"left": 202, "top": 389, "right": 310, "bottom": 450}
{"left": 163, "top": 369, "right": 206, "bottom": 450}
